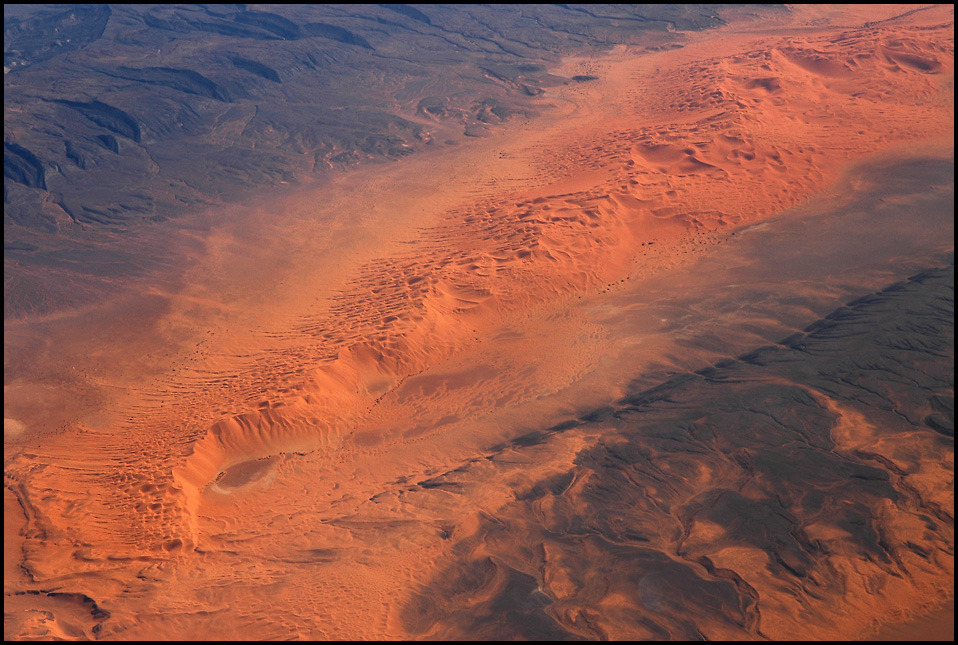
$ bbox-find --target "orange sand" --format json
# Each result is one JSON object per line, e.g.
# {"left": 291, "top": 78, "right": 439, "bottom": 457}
{"left": 4, "top": 4, "right": 954, "bottom": 640}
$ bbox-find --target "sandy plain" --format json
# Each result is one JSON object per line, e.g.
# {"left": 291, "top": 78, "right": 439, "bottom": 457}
{"left": 4, "top": 4, "right": 955, "bottom": 640}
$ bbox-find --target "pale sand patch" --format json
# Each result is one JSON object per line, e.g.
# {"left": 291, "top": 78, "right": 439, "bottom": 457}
{"left": 4, "top": 417, "right": 26, "bottom": 441}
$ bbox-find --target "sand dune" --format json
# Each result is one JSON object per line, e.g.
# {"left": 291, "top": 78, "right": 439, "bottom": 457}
{"left": 4, "top": 4, "right": 954, "bottom": 640}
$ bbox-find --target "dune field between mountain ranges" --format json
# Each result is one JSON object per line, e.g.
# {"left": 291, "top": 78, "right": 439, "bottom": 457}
{"left": 4, "top": 4, "right": 954, "bottom": 640}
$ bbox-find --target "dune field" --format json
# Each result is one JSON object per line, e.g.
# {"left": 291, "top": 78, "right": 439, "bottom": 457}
{"left": 4, "top": 4, "right": 954, "bottom": 640}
